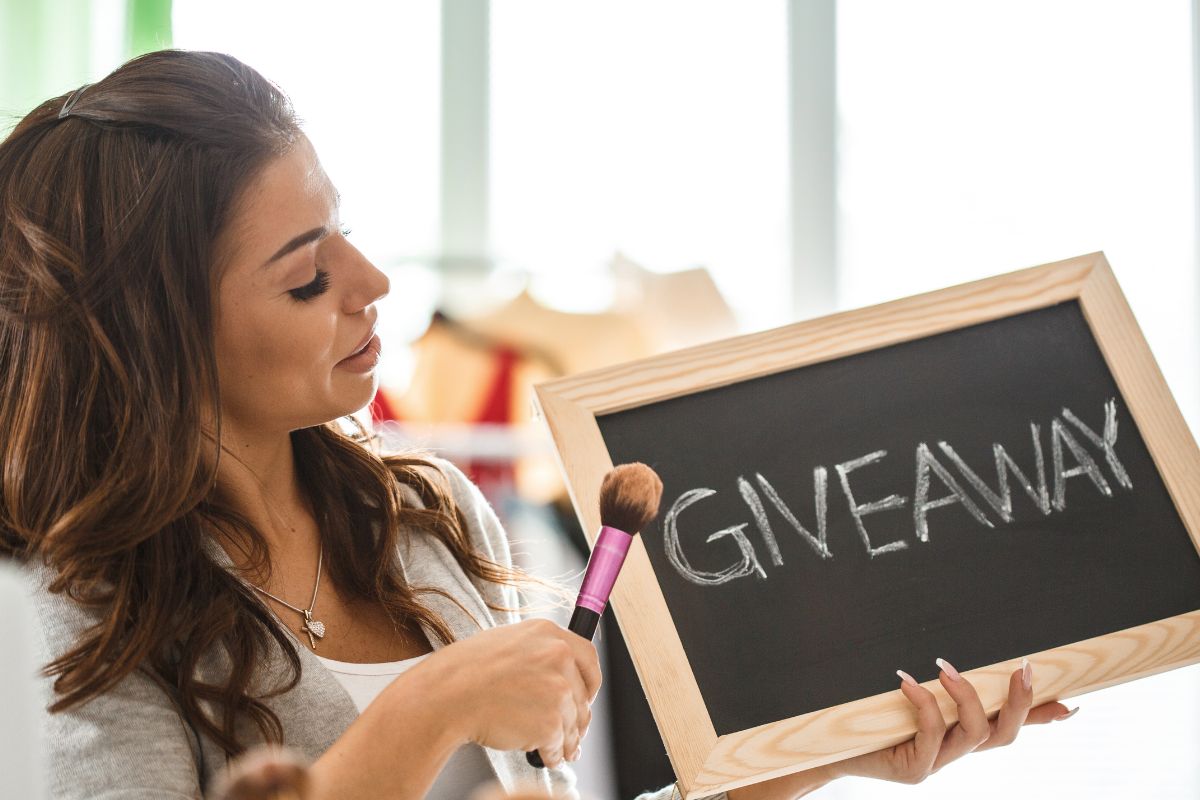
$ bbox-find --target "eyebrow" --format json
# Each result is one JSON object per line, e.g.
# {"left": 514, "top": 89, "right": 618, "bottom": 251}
{"left": 260, "top": 225, "right": 331, "bottom": 270}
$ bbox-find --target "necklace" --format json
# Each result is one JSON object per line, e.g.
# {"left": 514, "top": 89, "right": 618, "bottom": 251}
{"left": 248, "top": 549, "right": 326, "bottom": 650}
{"left": 215, "top": 444, "right": 328, "bottom": 651}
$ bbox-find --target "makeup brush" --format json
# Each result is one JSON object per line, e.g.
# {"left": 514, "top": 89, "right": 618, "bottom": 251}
{"left": 527, "top": 462, "right": 664, "bottom": 769}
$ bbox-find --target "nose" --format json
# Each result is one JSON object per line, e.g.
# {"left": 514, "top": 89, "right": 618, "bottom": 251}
{"left": 364, "top": 261, "right": 389, "bottom": 307}
{"left": 342, "top": 244, "right": 390, "bottom": 314}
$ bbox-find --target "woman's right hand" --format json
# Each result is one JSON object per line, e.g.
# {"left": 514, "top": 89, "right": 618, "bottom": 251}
{"left": 305, "top": 618, "right": 600, "bottom": 800}
{"left": 411, "top": 618, "right": 602, "bottom": 768}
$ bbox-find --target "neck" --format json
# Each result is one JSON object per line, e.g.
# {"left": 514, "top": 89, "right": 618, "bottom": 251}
{"left": 206, "top": 422, "right": 319, "bottom": 576}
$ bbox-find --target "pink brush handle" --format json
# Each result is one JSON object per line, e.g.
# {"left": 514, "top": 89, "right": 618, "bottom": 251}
{"left": 576, "top": 526, "right": 633, "bottom": 615}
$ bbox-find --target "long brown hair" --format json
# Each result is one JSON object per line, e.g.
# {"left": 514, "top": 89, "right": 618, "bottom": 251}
{"left": 0, "top": 50, "right": 556, "bottom": 756}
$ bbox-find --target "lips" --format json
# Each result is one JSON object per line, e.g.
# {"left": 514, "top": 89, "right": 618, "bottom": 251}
{"left": 343, "top": 324, "right": 377, "bottom": 362}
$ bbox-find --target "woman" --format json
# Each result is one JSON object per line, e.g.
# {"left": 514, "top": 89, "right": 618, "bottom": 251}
{"left": 0, "top": 50, "right": 1075, "bottom": 800}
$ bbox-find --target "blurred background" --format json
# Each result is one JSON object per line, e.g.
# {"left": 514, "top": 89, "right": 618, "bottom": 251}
{"left": 3, "top": 1, "right": 1198, "bottom": 798}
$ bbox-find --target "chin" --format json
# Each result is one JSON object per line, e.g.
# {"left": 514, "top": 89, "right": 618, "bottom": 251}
{"left": 333, "top": 376, "right": 380, "bottom": 423}
{"left": 288, "top": 374, "right": 379, "bottom": 432}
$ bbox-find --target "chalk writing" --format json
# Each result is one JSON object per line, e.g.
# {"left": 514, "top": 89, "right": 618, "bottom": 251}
{"left": 665, "top": 488, "right": 766, "bottom": 586}
{"left": 835, "top": 451, "right": 909, "bottom": 557}
{"left": 936, "top": 425, "right": 1050, "bottom": 522}
{"left": 664, "top": 398, "right": 1134, "bottom": 586}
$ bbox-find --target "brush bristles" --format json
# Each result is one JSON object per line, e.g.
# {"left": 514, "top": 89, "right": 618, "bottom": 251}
{"left": 599, "top": 463, "right": 663, "bottom": 535}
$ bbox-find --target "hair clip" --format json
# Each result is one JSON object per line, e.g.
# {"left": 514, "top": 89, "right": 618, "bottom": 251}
{"left": 58, "top": 84, "right": 92, "bottom": 120}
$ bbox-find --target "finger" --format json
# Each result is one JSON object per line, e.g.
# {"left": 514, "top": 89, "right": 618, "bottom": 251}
{"left": 537, "top": 678, "right": 578, "bottom": 768}
{"left": 551, "top": 636, "right": 594, "bottom": 751}
{"left": 897, "top": 672, "right": 947, "bottom": 781}
{"left": 538, "top": 732, "right": 567, "bottom": 769}
{"left": 829, "top": 672, "right": 945, "bottom": 784}
{"left": 574, "top": 703, "right": 592, "bottom": 749}
{"left": 561, "top": 689, "right": 593, "bottom": 762}
{"left": 977, "top": 659, "right": 1034, "bottom": 751}
{"left": 538, "top": 634, "right": 589, "bottom": 745}
{"left": 561, "top": 653, "right": 592, "bottom": 735}
{"left": 556, "top": 681, "right": 580, "bottom": 763}
{"left": 562, "top": 715, "right": 584, "bottom": 765}
{"left": 930, "top": 659, "right": 991, "bottom": 771}
{"left": 578, "top": 715, "right": 592, "bottom": 745}
{"left": 560, "top": 632, "right": 603, "bottom": 703}
{"left": 1027, "top": 701, "right": 1075, "bottom": 725}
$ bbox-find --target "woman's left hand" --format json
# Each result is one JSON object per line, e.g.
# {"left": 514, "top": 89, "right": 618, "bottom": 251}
{"left": 728, "top": 659, "right": 1077, "bottom": 800}
{"left": 825, "top": 658, "right": 1076, "bottom": 785}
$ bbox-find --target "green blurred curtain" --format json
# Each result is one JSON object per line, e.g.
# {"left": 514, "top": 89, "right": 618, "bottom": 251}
{"left": 0, "top": 0, "right": 171, "bottom": 132}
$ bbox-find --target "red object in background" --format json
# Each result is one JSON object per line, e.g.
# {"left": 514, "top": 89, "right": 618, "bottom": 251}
{"left": 369, "top": 345, "right": 520, "bottom": 508}
{"left": 369, "top": 386, "right": 400, "bottom": 423}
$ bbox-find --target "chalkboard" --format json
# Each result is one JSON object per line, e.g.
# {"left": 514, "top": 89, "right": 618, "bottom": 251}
{"left": 597, "top": 299, "right": 1200, "bottom": 735}
{"left": 533, "top": 253, "right": 1200, "bottom": 798}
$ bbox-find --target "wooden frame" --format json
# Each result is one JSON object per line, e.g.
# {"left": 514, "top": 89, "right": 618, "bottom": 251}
{"left": 531, "top": 252, "right": 1200, "bottom": 799}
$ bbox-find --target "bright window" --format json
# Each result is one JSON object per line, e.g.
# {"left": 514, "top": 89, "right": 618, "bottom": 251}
{"left": 173, "top": 1, "right": 441, "bottom": 270}
{"left": 173, "top": 1, "right": 443, "bottom": 386}
{"left": 838, "top": 0, "right": 1198, "bottom": 428}
{"left": 831, "top": 2, "right": 1199, "bottom": 799}
{"left": 490, "top": 0, "right": 791, "bottom": 328}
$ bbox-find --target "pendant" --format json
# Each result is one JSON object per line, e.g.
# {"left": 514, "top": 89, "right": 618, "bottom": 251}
{"left": 303, "top": 609, "right": 326, "bottom": 650}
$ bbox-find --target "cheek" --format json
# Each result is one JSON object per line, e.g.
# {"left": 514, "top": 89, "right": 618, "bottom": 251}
{"left": 217, "top": 297, "right": 337, "bottom": 389}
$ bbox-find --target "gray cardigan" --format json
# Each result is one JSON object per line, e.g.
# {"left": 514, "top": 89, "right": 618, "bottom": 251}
{"left": 22, "top": 457, "right": 727, "bottom": 800}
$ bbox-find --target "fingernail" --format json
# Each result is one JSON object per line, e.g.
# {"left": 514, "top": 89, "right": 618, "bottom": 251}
{"left": 935, "top": 657, "right": 961, "bottom": 681}
{"left": 1055, "top": 706, "right": 1079, "bottom": 722}
{"left": 1021, "top": 657, "right": 1032, "bottom": 691}
{"left": 896, "top": 669, "right": 918, "bottom": 687}
{"left": 571, "top": 746, "right": 583, "bottom": 761}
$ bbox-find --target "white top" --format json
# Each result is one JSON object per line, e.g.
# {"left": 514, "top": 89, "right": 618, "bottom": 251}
{"left": 316, "top": 653, "right": 496, "bottom": 799}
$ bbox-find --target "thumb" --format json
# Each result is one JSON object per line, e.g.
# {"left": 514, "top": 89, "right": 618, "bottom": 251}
{"left": 1025, "top": 702, "right": 1076, "bottom": 726}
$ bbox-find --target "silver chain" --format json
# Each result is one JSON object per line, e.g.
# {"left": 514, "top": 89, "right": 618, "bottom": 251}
{"left": 213, "top": 449, "right": 327, "bottom": 649}
{"left": 246, "top": 549, "right": 326, "bottom": 649}
{"left": 248, "top": 548, "right": 323, "bottom": 616}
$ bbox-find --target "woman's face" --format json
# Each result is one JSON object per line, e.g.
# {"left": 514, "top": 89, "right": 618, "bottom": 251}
{"left": 212, "top": 136, "right": 389, "bottom": 435}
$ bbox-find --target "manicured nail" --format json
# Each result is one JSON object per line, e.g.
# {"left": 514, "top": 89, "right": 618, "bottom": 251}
{"left": 1055, "top": 706, "right": 1079, "bottom": 722}
{"left": 936, "top": 657, "right": 962, "bottom": 681}
{"left": 1021, "top": 657, "right": 1032, "bottom": 691}
{"left": 571, "top": 746, "right": 583, "bottom": 761}
{"left": 896, "top": 669, "right": 918, "bottom": 687}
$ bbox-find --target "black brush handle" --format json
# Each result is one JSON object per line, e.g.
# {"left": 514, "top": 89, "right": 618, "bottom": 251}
{"left": 526, "top": 606, "right": 602, "bottom": 768}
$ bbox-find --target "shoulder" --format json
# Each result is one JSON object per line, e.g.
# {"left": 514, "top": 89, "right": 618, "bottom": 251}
{"left": 16, "top": 558, "right": 99, "bottom": 659}
{"left": 403, "top": 456, "right": 526, "bottom": 625}
{"left": 409, "top": 455, "right": 514, "bottom": 569}
{"left": 11, "top": 560, "right": 203, "bottom": 798}
{"left": 409, "top": 454, "right": 483, "bottom": 508}
{"left": 405, "top": 454, "right": 474, "bottom": 502}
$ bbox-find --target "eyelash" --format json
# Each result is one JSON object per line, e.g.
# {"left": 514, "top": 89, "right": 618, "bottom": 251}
{"left": 284, "top": 225, "right": 351, "bottom": 302}
{"left": 288, "top": 269, "right": 331, "bottom": 302}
